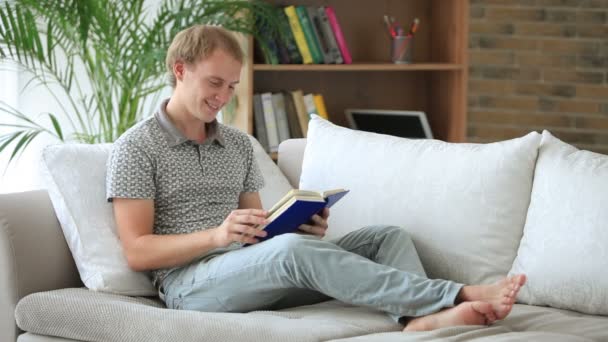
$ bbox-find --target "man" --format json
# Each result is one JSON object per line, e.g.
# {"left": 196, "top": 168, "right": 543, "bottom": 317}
{"left": 106, "top": 25, "right": 526, "bottom": 331}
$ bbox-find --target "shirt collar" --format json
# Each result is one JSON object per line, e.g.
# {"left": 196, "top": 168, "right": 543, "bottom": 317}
{"left": 155, "top": 98, "right": 225, "bottom": 147}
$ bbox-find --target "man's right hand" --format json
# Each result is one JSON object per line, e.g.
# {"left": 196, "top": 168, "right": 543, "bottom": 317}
{"left": 212, "top": 209, "right": 269, "bottom": 247}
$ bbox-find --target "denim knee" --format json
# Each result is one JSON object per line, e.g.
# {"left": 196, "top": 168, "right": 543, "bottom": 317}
{"left": 265, "top": 233, "right": 315, "bottom": 259}
{"left": 362, "top": 225, "right": 411, "bottom": 240}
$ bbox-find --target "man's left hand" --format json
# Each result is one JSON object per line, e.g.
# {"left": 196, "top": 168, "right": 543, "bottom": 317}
{"left": 297, "top": 208, "right": 329, "bottom": 238}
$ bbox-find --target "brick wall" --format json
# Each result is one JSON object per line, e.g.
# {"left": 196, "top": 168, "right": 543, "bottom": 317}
{"left": 468, "top": 0, "right": 608, "bottom": 154}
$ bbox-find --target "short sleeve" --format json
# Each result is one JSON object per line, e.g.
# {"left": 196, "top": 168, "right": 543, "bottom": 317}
{"left": 242, "top": 139, "right": 265, "bottom": 192}
{"left": 106, "top": 139, "right": 156, "bottom": 201}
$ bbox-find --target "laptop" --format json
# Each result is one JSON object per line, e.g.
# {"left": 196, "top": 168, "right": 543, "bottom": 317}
{"left": 344, "top": 109, "right": 433, "bottom": 139}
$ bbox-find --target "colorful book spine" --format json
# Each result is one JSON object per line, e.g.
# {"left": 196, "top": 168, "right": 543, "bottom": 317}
{"left": 317, "top": 6, "right": 343, "bottom": 64}
{"left": 313, "top": 94, "right": 329, "bottom": 120}
{"left": 284, "top": 6, "right": 313, "bottom": 64}
{"left": 324, "top": 6, "right": 352, "bottom": 64}
{"left": 307, "top": 6, "right": 332, "bottom": 64}
{"left": 295, "top": 6, "right": 324, "bottom": 64}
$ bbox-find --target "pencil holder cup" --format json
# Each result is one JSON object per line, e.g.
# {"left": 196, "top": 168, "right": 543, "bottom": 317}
{"left": 391, "top": 35, "right": 414, "bottom": 64}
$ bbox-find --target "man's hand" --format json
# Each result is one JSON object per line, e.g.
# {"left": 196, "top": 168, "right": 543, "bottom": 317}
{"left": 212, "top": 208, "right": 269, "bottom": 247}
{"left": 297, "top": 208, "right": 330, "bottom": 238}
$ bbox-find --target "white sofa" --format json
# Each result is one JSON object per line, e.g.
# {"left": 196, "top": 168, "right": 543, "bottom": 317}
{"left": 1, "top": 116, "right": 607, "bottom": 342}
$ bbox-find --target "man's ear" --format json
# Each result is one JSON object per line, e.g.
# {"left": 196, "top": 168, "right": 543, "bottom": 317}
{"left": 173, "top": 61, "right": 186, "bottom": 82}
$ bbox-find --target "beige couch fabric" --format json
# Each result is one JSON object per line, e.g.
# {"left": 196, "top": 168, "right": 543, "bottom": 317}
{"left": 15, "top": 288, "right": 400, "bottom": 342}
{"left": 0, "top": 190, "right": 83, "bottom": 342}
{"left": 16, "top": 289, "right": 608, "bottom": 342}
{"left": 329, "top": 304, "right": 608, "bottom": 341}
{"left": 18, "top": 334, "right": 81, "bottom": 342}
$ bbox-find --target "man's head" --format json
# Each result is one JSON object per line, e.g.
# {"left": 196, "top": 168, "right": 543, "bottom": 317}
{"left": 166, "top": 25, "right": 244, "bottom": 123}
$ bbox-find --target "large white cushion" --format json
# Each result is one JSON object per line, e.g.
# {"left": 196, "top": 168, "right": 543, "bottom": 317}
{"left": 300, "top": 116, "right": 541, "bottom": 285}
{"left": 41, "top": 143, "right": 155, "bottom": 295}
{"left": 251, "top": 137, "right": 294, "bottom": 209}
{"left": 41, "top": 135, "right": 291, "bottom": 295}
{"left": 509, "top": 131, "right": 608, "bottom": 315}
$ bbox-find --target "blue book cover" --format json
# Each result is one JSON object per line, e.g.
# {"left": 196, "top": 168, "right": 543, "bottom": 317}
{"left": 248, "top": 189, "right": 349, "bottom": 245}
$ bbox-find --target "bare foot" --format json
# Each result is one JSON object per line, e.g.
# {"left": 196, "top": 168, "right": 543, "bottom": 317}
{"left": 458, "top": 274, "right": 527, "bottom": 320}
{"left": 403, "top": 301, "right": 496, "bottom": 332}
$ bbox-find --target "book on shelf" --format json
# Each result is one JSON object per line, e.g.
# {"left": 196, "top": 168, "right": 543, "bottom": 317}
{"left": 252, "top": 94, "right": 270, "bottom": 152}
{"left": 284, "top": 6, "right": 313, "bottom": 64}
{"left": 324, "top": 6, "right": 352, "bottom": 64}
{"left": 295, "top": 5, "right": 324, "bottom": 64}
{"left": 261, "top": 92, "right": 280, "bottom": 152}
{"left": 276, "top": 9, "right": 303, "bottom": 64}
{"left": 271, "top": 93, "right": 291, "bottom": 143}
{"left": 249, "top": 188, "right": 350, "bottom": 244}
{"left": 303, "top": 93, "right": 318, "bottom": 117}
{"left": 317, "top": 6, "right": 343, "bottom": 64}
{"left": 291, "top": 89, "right": 310, "bottom": 137}
{"left": 307, "top": 6, "right": 333, "bottom": 64}
{"left": 282, "top": 91, "right": 304, "bottom": 138}
{"left": 275, "top": 36, "right": 292, "bottom": 65}
{"left": 313, "top": 94, "right": 329, "bottom": 120}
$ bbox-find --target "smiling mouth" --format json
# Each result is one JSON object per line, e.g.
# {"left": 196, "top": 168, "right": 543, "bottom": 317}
{"left": 205, "top": 100, "right": 220, "bottom": 111}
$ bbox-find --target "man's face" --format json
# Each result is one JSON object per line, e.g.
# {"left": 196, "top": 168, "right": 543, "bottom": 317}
{"left": 176, "top": 49, "right": 242, "bottom": 123}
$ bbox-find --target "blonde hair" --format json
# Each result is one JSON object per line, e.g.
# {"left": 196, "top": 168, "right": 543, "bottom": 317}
{"left": 166, "top": 25, "right": 244, "bottom": 87}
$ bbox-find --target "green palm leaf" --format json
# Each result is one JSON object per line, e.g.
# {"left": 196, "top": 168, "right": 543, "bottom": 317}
{"left": 0, "top": 0, "right": 280, "bottom": 169}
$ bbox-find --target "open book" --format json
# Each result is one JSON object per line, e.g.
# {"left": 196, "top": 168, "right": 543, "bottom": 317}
{"left": 248, "top": 188, "right": 349, "bottom": 245}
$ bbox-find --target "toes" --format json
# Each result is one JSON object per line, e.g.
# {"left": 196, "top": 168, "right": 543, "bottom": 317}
{"left": 471, "top": 301, "right": 493, "bottom": 315}
{"left": 502, "top": 296, "right": 515, "bottom": 305}
{"left": 497, "top": 303, "right": 514, "bottom": 320}
{"left": 485, "top": 310, "right": 497, "bottom": 324}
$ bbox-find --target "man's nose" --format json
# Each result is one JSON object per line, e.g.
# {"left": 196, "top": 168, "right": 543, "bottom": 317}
{"left": 215, "top": 87, "right": 232, "bottom": 103}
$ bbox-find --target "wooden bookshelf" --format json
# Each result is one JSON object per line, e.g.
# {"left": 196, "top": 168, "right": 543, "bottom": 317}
{"left": 240, "top": 0, "right": 469, "bottom": 142}
{"left": 253, "top": 63, "right": 466, "bottom": 71}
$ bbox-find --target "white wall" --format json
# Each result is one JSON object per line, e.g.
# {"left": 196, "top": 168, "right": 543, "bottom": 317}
{"left": 0, "top": 60, "right": 40, "bottom": 193}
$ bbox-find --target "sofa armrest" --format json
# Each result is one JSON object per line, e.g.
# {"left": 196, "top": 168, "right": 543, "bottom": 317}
{"left": 0, "top": 190, "right": 82, "bottom": 342}
{"left": 277, "top": 139, "right": 307, "bottom": 189}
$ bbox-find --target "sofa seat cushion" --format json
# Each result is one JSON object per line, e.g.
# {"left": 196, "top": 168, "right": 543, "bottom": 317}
{"left": 328, "top": 304, "right": 608, "bottom": 342}
{"left": 18, "top": 333, "right": 84, "bottom": 342}
{"left": 331, "top": 332, "right": 595, "bottom": 342}
{"left": 15, "top": 288, "right": 400, "bottom": 342}
{"left": 16, "top": 290, "right": 608, "bottom": 342}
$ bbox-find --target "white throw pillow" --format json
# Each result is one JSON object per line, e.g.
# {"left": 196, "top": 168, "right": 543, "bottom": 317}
{"left": 41, "top": 136, "right": 291, "bottom": 295}
{"left": 509, "top": 131, "right": 608, "bottom": 315}
{"left": 41, "top": 143, "right": 155, "bottom": 295}
{"left": 250, "top": 136, "right": 294, "bottom": 209}
{"left": 300, "top": 116, "right": 541, "bottom": 285}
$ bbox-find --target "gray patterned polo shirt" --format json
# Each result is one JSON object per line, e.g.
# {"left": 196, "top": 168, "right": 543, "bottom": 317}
{"left": 106, "top": 98, "right": 264, "bottom": 287}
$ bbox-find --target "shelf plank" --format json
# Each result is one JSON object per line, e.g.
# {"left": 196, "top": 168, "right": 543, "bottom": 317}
{"left": 253, "top": 63, "right": 465, "bottom": 72}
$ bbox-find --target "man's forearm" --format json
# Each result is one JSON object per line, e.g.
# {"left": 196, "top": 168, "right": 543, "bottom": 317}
{"left": 125, "top": 228, "right": 219, "bottom": 272}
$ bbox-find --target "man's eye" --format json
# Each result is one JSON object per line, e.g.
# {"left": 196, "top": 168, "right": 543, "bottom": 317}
{"left": 209, "top": 80, "right": 221, "bottom": 87}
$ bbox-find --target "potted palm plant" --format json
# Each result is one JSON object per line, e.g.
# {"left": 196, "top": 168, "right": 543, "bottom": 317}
{"left": 0, "top": 0, "right": 278, "bottom": 166}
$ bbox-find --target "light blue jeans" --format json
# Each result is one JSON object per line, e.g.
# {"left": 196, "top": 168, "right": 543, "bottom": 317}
{"left": 159, "top": 225, "right": 463, "bottom": 320}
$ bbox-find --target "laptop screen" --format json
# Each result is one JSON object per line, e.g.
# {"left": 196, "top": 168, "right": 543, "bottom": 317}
{"left": 346, "top": 110, "right": 433, "bottom": 139}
